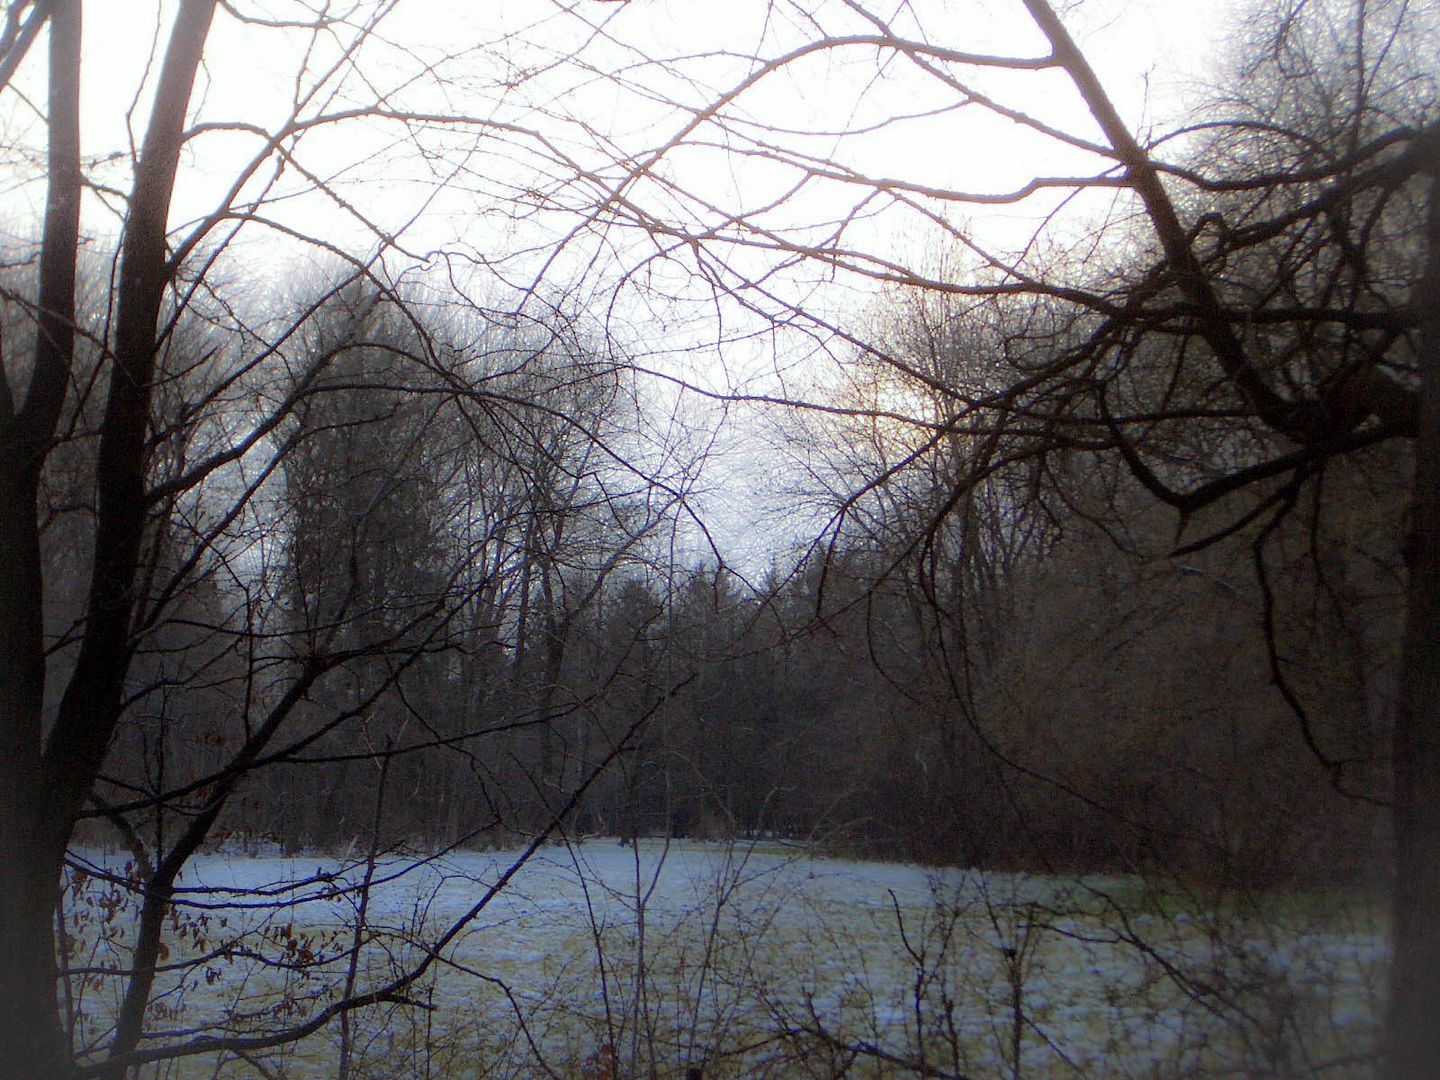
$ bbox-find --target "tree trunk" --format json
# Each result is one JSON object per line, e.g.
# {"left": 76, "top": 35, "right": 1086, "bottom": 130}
{"left": 0, "top": 471, "right": 71, "bottom": 1078}
{"left": 0, "top": 4, "right": 217, "bottom": 1075}
{"left": 1387, "top": 179, "right": 1440, "bottom": 1080}
{"left": 0, "top": 2, "right": 83, "bottom": 1075}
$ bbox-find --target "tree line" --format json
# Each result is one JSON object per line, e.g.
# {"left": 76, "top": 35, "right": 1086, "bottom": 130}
{"left": 0, "top": 0, "right": 1431, "bottom": 1074}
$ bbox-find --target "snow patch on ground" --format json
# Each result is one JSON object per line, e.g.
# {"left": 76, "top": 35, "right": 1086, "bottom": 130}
{"left": 62, "top": 839, "right": 1385, "bottom": 1077}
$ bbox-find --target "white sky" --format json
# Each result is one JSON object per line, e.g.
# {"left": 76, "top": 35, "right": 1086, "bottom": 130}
{"left": 8, "top": 0, "right": 1235, "bottom": 274}
{"left": 3, "top": 0, "right": 1240, "bottom": 570}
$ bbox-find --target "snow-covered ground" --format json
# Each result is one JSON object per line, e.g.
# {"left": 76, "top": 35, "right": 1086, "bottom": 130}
{"left": 63, "top": 839, "right": 1385, "bottom": 1078}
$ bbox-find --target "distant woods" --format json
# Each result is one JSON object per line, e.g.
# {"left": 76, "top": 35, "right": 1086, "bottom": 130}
{"left": 60, "top": 274, "right": 1400, "bottom": 888}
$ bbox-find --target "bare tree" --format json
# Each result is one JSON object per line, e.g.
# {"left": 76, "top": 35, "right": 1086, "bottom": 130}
{"left": 0, "top": 2, "right": 685, "bottom": 1075}
{"left": 554, "top": 0, "right": 1435, "bottom": 1072}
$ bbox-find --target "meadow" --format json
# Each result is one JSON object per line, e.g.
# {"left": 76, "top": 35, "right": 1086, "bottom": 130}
{"left": 63, "top": 840, "right": 1385, "bottom": 1078}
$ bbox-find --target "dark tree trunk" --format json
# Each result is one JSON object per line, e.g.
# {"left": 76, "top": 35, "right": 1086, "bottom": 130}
{"left": 0, "top": 4, "right": 217, "bottom": 1076}
{"left": 0, "top": 2, "right": 83, "bottom": 1075}
{"left": 1386, "top": 180, "right": 1440, "bottom": 1080}
{"left": 0, "top": 470, "right": 71, "bottom": 1078}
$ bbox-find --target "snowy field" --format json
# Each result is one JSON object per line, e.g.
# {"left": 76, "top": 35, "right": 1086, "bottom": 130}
{"left": 63, "top": 839, "right": 1385, "bottom": 1078}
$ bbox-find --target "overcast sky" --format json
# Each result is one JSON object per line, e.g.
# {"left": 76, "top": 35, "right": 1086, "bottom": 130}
{"left": 6, "top": 1, "right": 1234, "bottom": 268}
{"left": 3, "top": 0, "right": 1242, "bottom": 571}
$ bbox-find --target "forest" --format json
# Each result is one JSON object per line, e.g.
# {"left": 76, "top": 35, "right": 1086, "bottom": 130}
{"left": 0, "top": 0, "right": 1433, "bottom": 1076}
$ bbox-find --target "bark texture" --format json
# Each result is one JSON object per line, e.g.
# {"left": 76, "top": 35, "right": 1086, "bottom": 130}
{"left": 1386, "top": 179, "right": 1440, "bottom": 1080}
{"left": 0, "top": 3, "right": 217, "bottom": 1075}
